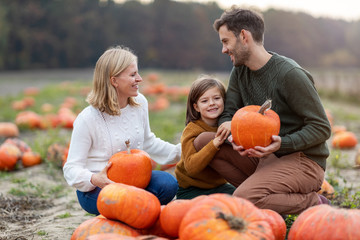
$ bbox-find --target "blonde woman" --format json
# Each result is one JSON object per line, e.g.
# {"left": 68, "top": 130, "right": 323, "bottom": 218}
{"left": 63, "top": 46, "right": 180, "bottom": 215}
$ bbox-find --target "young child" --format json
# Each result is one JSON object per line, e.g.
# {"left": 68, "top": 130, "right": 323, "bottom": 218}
{"left": 175, "top": 75, "right": 236, "bottom": 199}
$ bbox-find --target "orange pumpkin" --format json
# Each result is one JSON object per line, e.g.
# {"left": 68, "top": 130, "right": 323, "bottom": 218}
{"left": 22, "top": 151, "right": 42, "bottom": 167}
{"left": 261, "top": 209, "right": 286, "bottom": 240}
{"left": 97, "top": 183, "right": 161, "bottom": 229}
{"left": 85, "top": 233, "right": 123, "bottom": 240}
{"left": 288, "top": 204, "right": 360, "bottom": 240}
{"left": 15, "top": 111, "right": 42, "bottom": 129}
{"left": 317, "top": 178, "right": 335, "bottom": 199}
{"left": 0, "top": 143, "right": 21, "bottom": 171}
{"left": 159, "top": 199, "right": 193, "bottom": 238}
{"left": 149, "top": 96, "right": 170, "bottom": 111}
{"left": 71, "top": 215, "right": 140, "bottom": 240}
{"left": 23, "top": 86, "right": 40, "bottom": 96}
{"left": 179, "top": 193, "right": 274, "bottom": 240}
{"left": 0, "top": 122, "right": 19, "bottom": 138}
{"left": 107, "top": 140, "right": 152, "bottom": 189}
{"left": 331, "top": 131, "right": 358, "bottom": 149}
{"left": 231, "top": 100, "right": 280, "bottom": 149}
{"left": 4, "top": 138, "right": 32, "bottom": 154}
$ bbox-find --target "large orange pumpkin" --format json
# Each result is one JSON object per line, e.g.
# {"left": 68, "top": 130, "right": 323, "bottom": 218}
{"left": 231, "top": 100, "right": 280, "bottom": 149}
{"left": 179, "top": 193, "right": 274, "bottom": 240}
{"left": 71, "top": 215, "right": 140, "bottom": 240}
{"left": 0, "top": 143, "right": 21, "bottom": 171}
{"left": 107, "top": 140, "right": 152, "bottom": 189}
{"left": 260, "top": 209, "right": 286, "bottom": 240}
{"left": 97, "top": 183, "right": 161, "bottom": 229}
{"left": 331, "top": 131, "right": 358, "bottom": 149}
{"left": 288, "top": 204, "right": 360, "bottom": 240}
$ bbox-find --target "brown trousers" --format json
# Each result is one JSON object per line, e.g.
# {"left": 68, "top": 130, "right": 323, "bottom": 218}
{"left": 194, "top": 132, "right": 324, "bottom": 215}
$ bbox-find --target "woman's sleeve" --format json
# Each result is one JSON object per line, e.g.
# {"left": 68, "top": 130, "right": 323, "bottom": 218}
{"left": 63, "top": 114, "right": 95, "bottom": 192}
{"left": 139, "top": 94, "right": 181, "bottom": 165}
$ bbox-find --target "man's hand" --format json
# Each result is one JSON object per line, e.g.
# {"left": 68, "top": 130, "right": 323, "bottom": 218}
{"left": 90, "top": 162, "right": 115, "bottom": 189}
{"left": 228, "top": 135, "right": 281, "bottom": 158}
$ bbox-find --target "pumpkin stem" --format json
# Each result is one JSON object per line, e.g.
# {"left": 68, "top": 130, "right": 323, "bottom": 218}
{"left": 125, "top": 139, "right": 131, "bottom": 154}
{"left": 216, "top": 212, "right": 245, "bottom": 232}
{"left": 258, "top": 99, "right": 272, "bottom": 115}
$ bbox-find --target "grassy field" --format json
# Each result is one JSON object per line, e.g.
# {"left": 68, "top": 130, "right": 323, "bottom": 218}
{"left": 0, "top": 68, "right": 359, "bottom": 239}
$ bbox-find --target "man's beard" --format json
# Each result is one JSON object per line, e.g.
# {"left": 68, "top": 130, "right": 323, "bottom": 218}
{"left": 232, "top": 38, "right": 250, "bottom": 67}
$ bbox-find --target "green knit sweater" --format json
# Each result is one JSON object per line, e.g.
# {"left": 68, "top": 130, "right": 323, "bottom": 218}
{"left": 219, "top": 52, "right": 331, "bottom": 170}
{"left": 175, "top": 120, "right": 227, "bottom": 189}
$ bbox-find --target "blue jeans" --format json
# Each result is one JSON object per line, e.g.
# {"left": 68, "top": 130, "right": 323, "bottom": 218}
{"left": 76, "top": 170, "right": 178, "bottom": 215}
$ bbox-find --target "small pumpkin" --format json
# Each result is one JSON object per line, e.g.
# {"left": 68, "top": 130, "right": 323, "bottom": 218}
{"left": 97, "top": 183, "right": 161, "bottom": 229}
{"left": 288, "top": 204, "right": 360, "bottom": 240}
{"left": 179, "top": 193, "right": 274, "bottom": 240}
{"left": 0, "top": 122, "right": 19, "bottom": 138}
{"left": 71, "top": 215, "right": 140, "bottom": 240}
{"left": 107, "top": 140, "right": 152, "bottom": 189}
{"left": 317, "top": 178, "right": 335, "bottom": 199}
{"left": 22, "top": 151, "right": 42, "bottom": 167}
{"left": 231, "top": 100, "right": 280, "bottom": 149}
{"left": 0, "top": 143, "right": 22, "bottom": 171}
{"left": 260, "top": 209, "right": 286, "bottom": 240}
{"left": 331, "top": 131, "right": 358, "bottom": 149}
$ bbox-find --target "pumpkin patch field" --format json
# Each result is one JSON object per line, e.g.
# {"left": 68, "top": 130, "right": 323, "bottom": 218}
{"left": 0, "top": 68, "right": 360, "bottom": 239}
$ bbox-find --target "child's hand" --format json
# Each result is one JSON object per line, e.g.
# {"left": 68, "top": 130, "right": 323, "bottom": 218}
{"left": 213, "top": 128, "right": 229, "bottom": 148}
{"left": 216, "top": 121, "right": 231, "bottom": 138}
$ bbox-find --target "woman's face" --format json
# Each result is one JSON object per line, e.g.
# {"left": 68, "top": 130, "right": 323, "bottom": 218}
{"left": 111, "top": 61, "right": 142, "bottom": 108}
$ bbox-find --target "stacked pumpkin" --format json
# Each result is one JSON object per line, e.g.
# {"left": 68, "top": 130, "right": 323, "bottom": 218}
{"left": 71, "top": 141, "right": 287, "bottom": 240}
{"left": 0, "top": 137, "right": 42, "bottom": 171}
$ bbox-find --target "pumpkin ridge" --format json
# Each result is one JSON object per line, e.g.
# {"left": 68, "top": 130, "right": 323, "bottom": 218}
{"left": 216, "top": 212, "right": 246, "bottom": 231}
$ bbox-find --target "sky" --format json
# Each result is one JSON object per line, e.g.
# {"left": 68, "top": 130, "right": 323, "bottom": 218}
{"left": 116, "top": 0, "right": 360, "bottom": 21}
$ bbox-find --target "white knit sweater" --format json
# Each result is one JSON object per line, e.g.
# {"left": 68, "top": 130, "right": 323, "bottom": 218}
{"left": 63, "top": 93, "right": 181, "bottom": 192}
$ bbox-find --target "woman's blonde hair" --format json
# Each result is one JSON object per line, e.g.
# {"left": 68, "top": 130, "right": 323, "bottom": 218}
{"left": 186, "top": 75, "right": 226, "bottom": 125}
{"left": 86, "top": 45, "right": 139, "bottom": 115}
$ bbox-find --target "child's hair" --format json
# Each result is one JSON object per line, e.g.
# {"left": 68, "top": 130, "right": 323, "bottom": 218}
{"left": 185, "top": 75, "right": 226, "bottom": 125}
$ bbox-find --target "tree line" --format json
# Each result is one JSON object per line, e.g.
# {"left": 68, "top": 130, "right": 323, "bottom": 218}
{"left": 0, "top": 0, "right": 359, "bottom": 71}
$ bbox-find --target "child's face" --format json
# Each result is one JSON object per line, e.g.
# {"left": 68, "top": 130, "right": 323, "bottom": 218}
{"left": 194, "top": 86, "right": 224, "bottom": 126}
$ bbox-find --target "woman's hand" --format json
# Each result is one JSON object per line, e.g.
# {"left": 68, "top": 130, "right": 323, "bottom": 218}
{"left": 90, "top": 162, "right": 115, "bottom": 189}
{"left": 228, "top": 135, "right": 281, "bottom": 158}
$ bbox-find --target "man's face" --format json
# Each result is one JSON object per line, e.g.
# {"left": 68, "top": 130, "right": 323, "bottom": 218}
{"left": 218, "top": 25, "right": 250, "bottom": 67}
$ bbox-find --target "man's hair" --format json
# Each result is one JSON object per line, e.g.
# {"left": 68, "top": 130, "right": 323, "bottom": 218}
{"left": 213, "top": 7, "right": 265, "bottom": 44}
